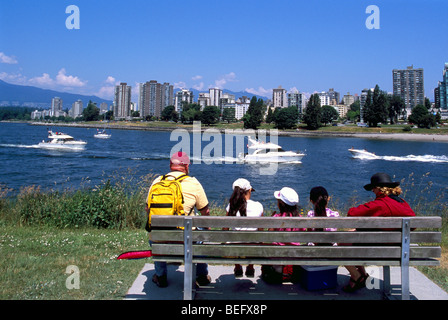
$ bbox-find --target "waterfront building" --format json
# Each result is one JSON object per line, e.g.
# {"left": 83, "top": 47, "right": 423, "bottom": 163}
{"left": 328, "top": 88, "right": 340, "bottom": 105}
{"left": 139, "top": 81, "right": 174, "bottom": 119}
{"left": 99, "top": 102, "right": 108, "bottom": 114}
{"left": 317, "top": 91, "right": 331, "bottom": 106}
{"left": 114, "top": 82, "right": 132, "bottom": 120}
{"left": 198, "top": 92, "right": 210, "bottom": 109}
{"left": 287, "top": 90, "right": 306, "bottom": 114}
{"left": 175, "top": 89, "right": 194, "bottom": 113}
{"left": 209, "top": 88, "right": 222, "bottom": 107}
{"left": 51, "top": 97, "right": 63, "bottom": 117}
{"left": 71, "top": 100, "right": 83, "bottom": 119}
{"left": 272, "top": 86, "right": 287, "bottom": 108}
{"left": 393, "top": 65, "right": 425, "bottom": 115}
{"left": 235, "top": 96, "right": 250, "bottom": 120}
{"left": 343, "top": 92, "right": 355, "bottom": 106}
{"left": 435, "top": 63, "right": 448, "bottom": 110}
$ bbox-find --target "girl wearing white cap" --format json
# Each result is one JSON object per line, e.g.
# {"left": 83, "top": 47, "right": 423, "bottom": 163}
{"left": 261, "top": 187, "right": 303, "bottom": 284}
{"left": 226, "top": 178, "right": 263, "bottom": 277}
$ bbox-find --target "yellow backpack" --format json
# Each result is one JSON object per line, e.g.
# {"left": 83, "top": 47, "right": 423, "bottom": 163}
{"left": 145, "top": 174, "right": 188, "bottom": 231}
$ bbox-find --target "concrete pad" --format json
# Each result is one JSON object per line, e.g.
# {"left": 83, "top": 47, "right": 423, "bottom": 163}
{"left": 125, "top": 264, "right": 448, "bottom": 300}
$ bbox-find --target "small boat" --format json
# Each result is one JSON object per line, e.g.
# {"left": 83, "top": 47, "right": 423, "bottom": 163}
{"left": 239, "top": 137, "right": 305, "bottom": 163}
{"left": 38, "top": 130, "right": 87, "bottom": 150}
{"left": 94, "top": 129, "right": 111, "bottom": 139}
{"left": 348, "top": 148, "right": 378, "bottom": 158}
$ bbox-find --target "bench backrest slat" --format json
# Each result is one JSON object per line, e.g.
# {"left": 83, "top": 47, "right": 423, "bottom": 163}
{"left": 151, "top": 216, "right": 442, "bottom": 229}
{"left": 151, "top": 230, "right": 441, "bottom": 244}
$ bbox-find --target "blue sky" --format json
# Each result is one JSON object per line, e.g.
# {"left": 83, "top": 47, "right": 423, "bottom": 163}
{"left": 1, "top": 0, "right": 447, "bottom": 101}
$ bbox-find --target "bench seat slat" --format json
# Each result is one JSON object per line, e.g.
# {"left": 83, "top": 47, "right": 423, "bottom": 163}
{"left": 152, "top": 244, "right": 441, "bottom": 259}
{"left": 152, "top": 256, "right": 440, "bottom": 267}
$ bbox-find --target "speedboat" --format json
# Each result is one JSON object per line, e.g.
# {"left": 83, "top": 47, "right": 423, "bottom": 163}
{"left": 239, "top": 137, "right": 305, "bottom": 163}
{"left": 348, "top": 148, "right": 378, "bottom": 158}
{"left": 38, "top": 130, "right": 87, "bottom": 150}
{"left": 94, "top": 129, "right": 111, "bottom": 139}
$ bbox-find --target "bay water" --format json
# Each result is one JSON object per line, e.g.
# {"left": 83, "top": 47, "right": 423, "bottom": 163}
{"left": 1, "top": 122, "right": 447, "bottom": 214}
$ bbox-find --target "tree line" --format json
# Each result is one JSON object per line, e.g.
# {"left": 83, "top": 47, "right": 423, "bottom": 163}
{"left": 3, "top": 87, "right": 443, "bottom": 130}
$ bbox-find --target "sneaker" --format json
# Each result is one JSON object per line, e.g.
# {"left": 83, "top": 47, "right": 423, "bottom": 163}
{"left": 234, "top": 265, "right": 243, "bottom": 278}
{"left": 196, "top": 275, "right": 211, "bottom": 286}
{"left": 152, "top": 274, "right": 168, "bottom": 288}
{"left": 245, "top": 266, "right": 255, "bottom": 278}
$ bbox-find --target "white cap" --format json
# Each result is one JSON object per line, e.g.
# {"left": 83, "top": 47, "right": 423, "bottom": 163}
{"left": 274, "top": 187, "right": 299, "bottom": 206}
{"left": 232, "top": 178, "right": 254, "bottom": 191}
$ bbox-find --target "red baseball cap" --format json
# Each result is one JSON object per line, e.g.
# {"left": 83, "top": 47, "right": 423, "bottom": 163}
{"left": 170, "top": 151, "right": 190, "bottom": 165}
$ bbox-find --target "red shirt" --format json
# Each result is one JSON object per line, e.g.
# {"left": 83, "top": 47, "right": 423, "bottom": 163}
{"left": 348, "top": 194, "right": 416, "bottom": 217}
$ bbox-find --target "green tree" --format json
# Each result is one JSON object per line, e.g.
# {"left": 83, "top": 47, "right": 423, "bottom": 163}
{"left": 388, "top": 95, "right": 405, "bottom": 124}
{"left": 321, "top": 105, "right": 339, "bottom": 126}
{"left": 303, "top": 94, "right": 321, "bottom": 130}
{"left": 273, "top": 106, "right": 299, "bottom": 129}
{"left": 181, "top": 104, "right": 201, "bottom": 124}
{"left": 363, "top": 85, "right": 388, "bottom": 127}
{"left": 243, "top": 96, "right": 263, "bottom": 129}
{"left": 408, "top": 104, "right": 436, "bottom": 128}
{"left": 161, "top": 105, "right": 178, "bottom": 122}
{"left": 201, "top": 105, "right": 220, "bottom": 125}
{"left": 82, "top": 101, "right": 100, "bottom": 121}
{"left": 265, "top": 107, "right": 275, "bottom": 124}
{"left": 222, "top": 107, "right": 236, "bottom": 123}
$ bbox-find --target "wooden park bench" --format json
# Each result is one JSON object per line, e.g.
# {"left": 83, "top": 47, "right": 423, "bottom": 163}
{"left": 150, "top": 215, "right": 442, "bottom": 300}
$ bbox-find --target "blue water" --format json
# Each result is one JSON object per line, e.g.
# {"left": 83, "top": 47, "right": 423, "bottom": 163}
{"left": 0, "top": 122, "right": 447, "bottom": 212}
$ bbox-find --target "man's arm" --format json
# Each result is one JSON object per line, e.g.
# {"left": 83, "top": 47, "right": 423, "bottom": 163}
{"left": 198, "top": 204, "right": 210, "bottom": 216}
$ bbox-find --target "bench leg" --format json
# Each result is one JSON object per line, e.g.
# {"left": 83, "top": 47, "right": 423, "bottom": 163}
{"left": 183, "top": 217, "right": 194, "bottom": 300}
{"left": 401, "top": 218, "right": 411, "bottom": 300}
{"left": 383, "top": 266, "right": 391, "bottom": 298}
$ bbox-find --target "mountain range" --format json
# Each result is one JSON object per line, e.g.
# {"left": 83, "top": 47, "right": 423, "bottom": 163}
{"left": 0, "top": 80, "right": 113, "bottom": 109}
{"left": 0, "top": 79, "right": 269, "bottom": 110}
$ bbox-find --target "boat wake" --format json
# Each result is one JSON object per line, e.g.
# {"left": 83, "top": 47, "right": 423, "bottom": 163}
{"left": 0, "top": 143, "right": 41, "bottom": 149}
{"left": 351, "top": 151, "right": 448, "bottom": 164}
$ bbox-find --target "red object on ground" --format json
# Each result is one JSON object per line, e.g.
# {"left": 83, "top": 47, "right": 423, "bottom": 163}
{"left": 117, "top": 250, "right": 152, "bottom": 260}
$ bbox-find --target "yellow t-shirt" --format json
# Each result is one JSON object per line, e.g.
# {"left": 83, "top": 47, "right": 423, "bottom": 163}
{"left": 148, "top": 171, "right": 209, "bottom": 215}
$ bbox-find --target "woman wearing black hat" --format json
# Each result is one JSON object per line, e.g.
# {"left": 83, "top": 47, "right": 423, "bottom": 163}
{"left": 343, "top": 172, "right": 416, "bottom": 292}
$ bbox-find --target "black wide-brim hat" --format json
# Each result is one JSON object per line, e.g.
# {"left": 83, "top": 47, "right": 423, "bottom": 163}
{"left": 363, "top": 172, "right": 400, "bottom": 191}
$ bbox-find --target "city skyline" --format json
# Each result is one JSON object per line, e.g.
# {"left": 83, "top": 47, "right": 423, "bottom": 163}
{"left": 1, "top": 0, "right": 447, "bottom": 102}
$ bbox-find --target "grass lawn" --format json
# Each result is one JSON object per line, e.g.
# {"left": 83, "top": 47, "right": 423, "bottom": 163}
{"left": 0, "top": 225, "right": 148, "bottom": 300}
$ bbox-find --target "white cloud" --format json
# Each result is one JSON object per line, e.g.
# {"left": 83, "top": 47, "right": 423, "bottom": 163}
{"left": 213, "top": 72, "right": 237, "bottom": 89}
{"left": 0, "top": 52, "right": 18, "bottom": 64}
{"left": 174, "top": 81, "right": 187, "bottom": 89}
{"left": 29, "top": 73, "right": 54, "bottom": 86}
{"left": 0, "top": 72, "right": 28, "bottom": 84}
{"left": 192, "top": 82, "right": 204, "bottom": 91}
{"left": 105, "top": 76, "right": 116, "bottom": 84}
{"left": 245, "top": 86, "right": 272, "bottom": 97}
{"left": 191, "top": 75, "right": 202, "bottom": 81}
{"left": 56, "top": 68, "right": 87, "bottom": 87}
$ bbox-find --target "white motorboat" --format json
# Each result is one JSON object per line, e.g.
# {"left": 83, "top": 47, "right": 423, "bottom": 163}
{"left": 94, "top": 129, "right": 111, "bottom": 139}
{"left": 38, "top": 130, "right": 87, "bottom": 150}
{"left": 348, "top": 148, "right": 378, "bottom": 158}
{"left": 239, "top": 137, "right": 305, "bottom": 163}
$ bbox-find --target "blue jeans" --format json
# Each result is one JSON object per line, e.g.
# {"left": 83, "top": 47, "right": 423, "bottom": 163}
{"left": 149, "top": 240, "right": 208, "bottom": 277}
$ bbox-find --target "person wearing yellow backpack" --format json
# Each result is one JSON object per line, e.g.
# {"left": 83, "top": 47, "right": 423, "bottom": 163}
{"left": 145, "top": 151, "right": 210, "bottom": 288}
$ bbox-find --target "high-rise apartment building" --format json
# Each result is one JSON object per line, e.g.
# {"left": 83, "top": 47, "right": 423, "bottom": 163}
{"left": 272, "top": 86, "right": 287, "bottom": 108}
{"left": 393, "top": 65, "right": 424, "bottom": 115}
{"left": 175, "top": 89, "right": 194, "bottom": 113}
{"left": 435, "top": 63, "right": 448, "bottom": 110}
{"left": 343, "top": 92, "right": 355, "bottom": 106}
{"left": 209, "top": 88, "right": 222, "bottom": 107}
{"left": 287, "top": 91, "right": 306, "bottom": 114}
{"left": 139, "top": 81, "right": 174, "bottom": 118}
{"left": 51, "top": 97, "right": 63, "bottom": 117}
{"left": 71, "top": 100, "right": 83, "bottom": 118}
{"left": 114, "top": 82, "right": 132, "bottom": 120}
